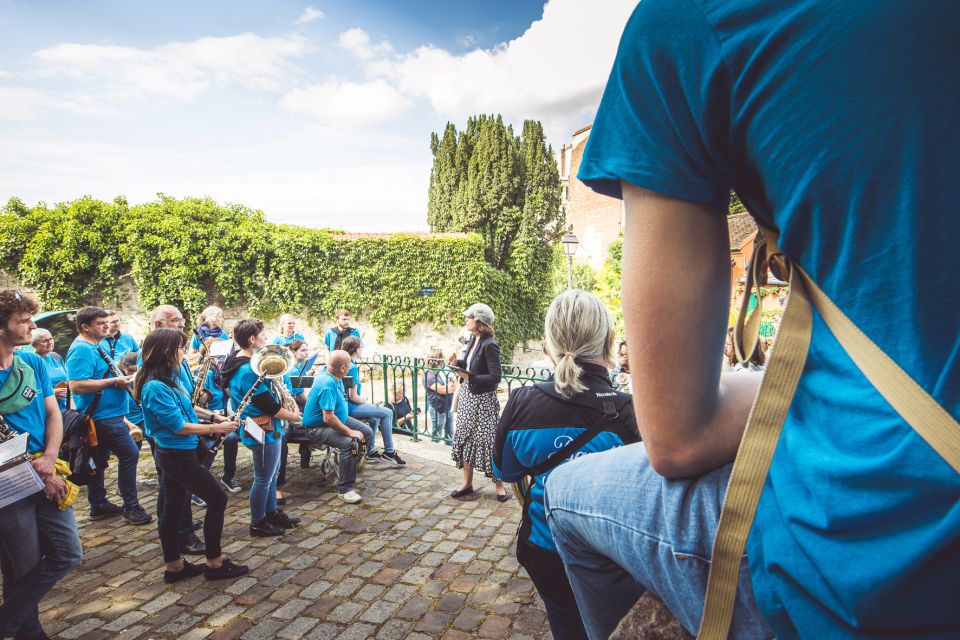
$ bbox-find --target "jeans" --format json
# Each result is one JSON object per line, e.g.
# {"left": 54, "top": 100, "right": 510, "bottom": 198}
{"left": 0, "top": 494, "right": 83, "bottom": 637}
{"left": 221, "top": 430, "right": 239, "bottom": 480}
{"left": 428, "top": 405, "right": 454, "bottom": 440}
{"left": 87, "top": 415, "right": 141, "bottom": 509}
{"left": 145, "top": 435, "right": 194, "bottom": 538}
{"left": 155, "top": 448, "right": 228, "bottom": 562}
{"left": 544, "top": 443, "right": 772, "bottom": 640}
{"left": 290, "top": 419, "right": 374, "bottom": 493}
{"left": 249, "top": 439, "right": 282, "bottom": 523}
{"left": 348, "top": 403, "right": 395, "bottom": 454}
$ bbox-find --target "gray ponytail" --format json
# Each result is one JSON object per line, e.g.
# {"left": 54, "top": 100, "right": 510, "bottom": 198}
{"left": 544, "top": 289, "right": 615, "bottom": 398}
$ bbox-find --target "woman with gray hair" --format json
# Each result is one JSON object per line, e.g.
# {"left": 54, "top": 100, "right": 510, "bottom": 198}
{"left": 492, "top": 290, "right": 640, "bottom": 639}
{"left": 31, "top": 328, "right": 69, "bottom": 410}
{"left": 450, "top": 303, "right": 507, "bottom": 501}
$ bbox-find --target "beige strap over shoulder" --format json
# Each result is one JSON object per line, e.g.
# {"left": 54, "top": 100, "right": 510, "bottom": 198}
{"left": 697, "top": 226, "right": 960, "bottom": 640}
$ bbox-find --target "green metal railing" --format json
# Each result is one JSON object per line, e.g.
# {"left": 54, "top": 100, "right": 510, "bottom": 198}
{"left": 343, "top": 355, "right": 552, "bottom": 445}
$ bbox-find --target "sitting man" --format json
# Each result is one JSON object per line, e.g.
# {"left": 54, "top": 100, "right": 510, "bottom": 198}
{"left": 543, "top": 2, "right": 959, "bottom": 639}
{"left": 0, "top": 290, "right": 83, "bottom": 640}
{"left": 297, "top": 350, "right": 373, "bottom": 504}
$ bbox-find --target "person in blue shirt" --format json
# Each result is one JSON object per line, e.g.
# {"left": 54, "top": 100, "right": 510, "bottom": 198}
{"left": 30, "top": 328, "right": 69, "bottom": 411}
{"left": 340, "top": 336, "right": 405, "bottom": 466}
{"left": 120, "top": 352, "right": 144, "bottom": 447}
{"left": 0, "top": 290, "right": 83, "bottom": 640}
{"left": 298, "top": 350, "right": 373, "bottom": 504}
{"left": 66, "top": 306, "right": 152, "bottom": 525}
{"left": 100, "top": 311, "right": 140, "bottom": 363}
{"left": 323, "top": 309, "right": 360, "bottom": 353}
{"left": 543, "top": 2, "right": 960, "bottom": 639}
{"left": 221, "top": 318, "right": 301, "bottom": 537}
{"left": 273, "top": 314, "right": 305, "bottom": 348}
{"left": 189, "top": 305, "right": 229, "bottom": 355}
{"left": 135, "top": 327, "right": 247, "bottom": 583}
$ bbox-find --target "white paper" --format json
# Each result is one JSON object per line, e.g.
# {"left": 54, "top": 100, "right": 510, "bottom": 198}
{"left": 0, "top": 460, "right": 44, "bottom": 509}
{"left": 209, "top": 340, "right": 234, "bottom": 357}
{"left": 243, "top": 417, "right": 265, "bottom": 444}
{"left": 0, "top": 432, "right": 30, "bottom": 466}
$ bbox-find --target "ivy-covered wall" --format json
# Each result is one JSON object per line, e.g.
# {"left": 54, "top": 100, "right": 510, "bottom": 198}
{"left": 1, "top": 195, "right": 537, "bottom": 349}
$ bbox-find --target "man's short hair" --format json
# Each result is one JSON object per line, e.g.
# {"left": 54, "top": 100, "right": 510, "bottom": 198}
{"left": 0, "top": 290, "right": 40, "bottom": 329}
{"left": 149, "top": 304, "right": 181, "bottom": 328}
{"left": 76, "top": 306, "right": 109, "bottom": 332}
{"left": 234, "top": 318, "right": 264, "bottom": 350}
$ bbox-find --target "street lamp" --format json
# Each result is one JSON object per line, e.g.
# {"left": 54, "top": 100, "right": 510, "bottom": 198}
{"left": 561, "top": 233, "right": 579, "bottom": 289}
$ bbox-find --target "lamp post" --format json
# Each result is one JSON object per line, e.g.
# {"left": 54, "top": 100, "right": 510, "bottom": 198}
{"left": 561, "top": 233, "right": 579, "bottom": 289}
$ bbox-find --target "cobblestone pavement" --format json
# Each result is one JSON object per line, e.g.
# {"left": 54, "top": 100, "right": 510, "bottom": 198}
{"left": 39, "top": 440, "right": 551, "bottom": 640}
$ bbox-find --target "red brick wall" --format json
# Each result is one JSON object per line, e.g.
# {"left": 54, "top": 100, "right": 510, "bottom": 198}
{"left": 566, "top": 139, "right": 623, "bottom": 268}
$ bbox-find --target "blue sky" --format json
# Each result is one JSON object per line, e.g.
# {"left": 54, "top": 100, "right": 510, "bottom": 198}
{"left": 0, "top": 0, "right": 638, "bottom": 231}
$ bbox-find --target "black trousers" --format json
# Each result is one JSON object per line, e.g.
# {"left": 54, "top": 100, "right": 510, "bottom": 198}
{"left": 155, "top": 448, "right": 228, "bottom": 563}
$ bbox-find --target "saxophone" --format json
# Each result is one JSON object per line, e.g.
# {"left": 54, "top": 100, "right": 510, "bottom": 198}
{"left": 191, "top": 329, "right": 215, "bottom": 407}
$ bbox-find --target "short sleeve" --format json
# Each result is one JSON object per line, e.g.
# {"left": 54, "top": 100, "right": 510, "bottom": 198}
{"left": 66, "top": 346, "right": 95, "bottom": 381}
{"left": 29, "top": 354, "right": 54, "bottom": 399}
{"left": 578, "top": 0, "right": 733, "bottom": 209}
{"left": 317, "top": 382, "right": 338, "bottom": 412}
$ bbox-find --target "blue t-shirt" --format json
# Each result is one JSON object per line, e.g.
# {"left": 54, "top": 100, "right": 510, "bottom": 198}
{"left": 190, "top": 328, "right": 229, "bottom": 352}
{"left": 272, "top": 333, "right": 305, "bottom": 348}
{"left": 582, "top": 2, "right": 960, "bottom": 636}
{"left": 126, "top": 395, "right": 143, "bottom": 426}
{"left": 303, "top": 369, "right": 348, "bottom": 428}
{"left": 345, "top": 363, "right": 363, "bottom": 414}
{"left": 0, "top": 352, "right": 54, "bottom": 454}
{"left": 42, "top": 353, "right": 69, "bottom": 412}
{"left": 323, "top": 327, "right": 360, "bottom": 353}
{"left": 66, "top": 338, "right": 129, "bottom": 420}
{"left": 99, "top": 332, "right": 139, "bottom": 363}
{"left": 204, "top": 369, "right": 225, "bottom": 411}
{"left": 228, "top": 361, "right": 283, "bottom": 447}
{"left": 136, "top": 353, "right": 196, "bottom": 398}
{"left": 141, "top": 378, "right": 199, "bottom": 450}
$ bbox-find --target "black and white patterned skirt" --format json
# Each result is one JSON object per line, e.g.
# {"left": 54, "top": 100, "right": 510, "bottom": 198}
{"left": 451, "top": 384, "right": 500, "bottom": 476}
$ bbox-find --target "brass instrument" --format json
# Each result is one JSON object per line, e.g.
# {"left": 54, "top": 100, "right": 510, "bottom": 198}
{"left": 191, "top": 329, "right": 215, "bottom": 407}
{"left": 613, "top": 372, "right": 632, "bottom": 394}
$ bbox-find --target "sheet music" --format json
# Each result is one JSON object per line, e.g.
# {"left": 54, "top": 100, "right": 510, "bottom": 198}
{"left": 210, "top": 340, "right": 235, "bottom": 357}
{"left": 0, "top": 459, "right": 44, "bottom": 509}
{"left": 243, "top": 418, "right": 265, "bottom": 444}
{"left": 0, "top": 432, "right": 30, "bottom": 466}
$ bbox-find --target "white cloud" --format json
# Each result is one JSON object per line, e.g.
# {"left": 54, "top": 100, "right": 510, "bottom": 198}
{"left": 338, "top": 28, "right": 394, "bottom": 61}
{"left": 296, "top": 5, "right": 324, "bottom": 24}
{"left": 0, "top": 86, "right": 112, "bottom": 121}
{"left": 281, "top": 78, "right": 412, "bottom": 126}
{"left": 32, "top": 33, "right": 313, "bottom": 101}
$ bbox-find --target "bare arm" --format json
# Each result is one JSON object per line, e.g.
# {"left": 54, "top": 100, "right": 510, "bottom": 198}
{"left": 70, "top": 376, "right": 130, "bottom": 394}
{"left": 622, "top": 183, "right": 761, "bottom": 478}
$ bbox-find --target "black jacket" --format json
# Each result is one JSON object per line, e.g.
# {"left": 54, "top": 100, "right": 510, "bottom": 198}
{"left": 456, "top": 334, "right": 502, "bottom": 394}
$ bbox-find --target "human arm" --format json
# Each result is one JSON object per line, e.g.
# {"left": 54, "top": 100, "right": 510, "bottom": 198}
{"left": 69, "top": 375, "right": 131, "bottom": 394}
{"left": 32, "top": 395, "right": 63, "bottom": 482}
{"left": 467, "top": 341, "right": 502, "bottom": 387}
{"left": 621, "top": 184, "right": 761, "bottom": 478}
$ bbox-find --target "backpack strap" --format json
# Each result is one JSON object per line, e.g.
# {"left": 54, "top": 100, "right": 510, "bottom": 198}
{"left": 698, "top": 226, "right": 960, "bottom": 640}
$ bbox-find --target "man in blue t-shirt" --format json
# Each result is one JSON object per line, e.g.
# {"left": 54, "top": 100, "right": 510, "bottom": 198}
{"left": 0, "top": 290, "right": 83, "bottom": 640}
{"left": 100, "top": 311, "right": 139, "bottom": 363}
{"left": 544, "top": 2, "right": 960, "bottom": 639}
{"left": 322, "top": 309, "right": 361, "bottom": 353}
{"left": 66, "top": 306, "right": 152, "bottom": 525}
{"left": 298, "top": 350, "right": 373, "bottom": 503}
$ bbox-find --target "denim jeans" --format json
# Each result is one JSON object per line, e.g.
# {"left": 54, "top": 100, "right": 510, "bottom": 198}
{"left": 349, "top": 403, "right": 395, "bottom": 454}
{"left": 290, "top": 419, "right": 373, "bottom": 493}
{"left": 88, "top": 415, "right": 141, "bottom": 509}
{"left": 145, "top": 435, "right": 194, "bottom": 538}
{"left": 0, "top": 494, "right": 83, "bottom": 637}
{"left": 155, "top": 448, "right": 228, "bottom": 562}
{"left": 428, "top": 405, "right": 454, "bottom": 440}
{"left": 544, "top": 443, "right": 773, "bottom": 640}
{"left": 249, "top": 439, "right": 281, "bottom": 523}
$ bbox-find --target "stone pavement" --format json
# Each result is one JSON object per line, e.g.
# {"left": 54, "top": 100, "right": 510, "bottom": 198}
{"left": 39, "top": 437, "right": 551, "bottom": 640}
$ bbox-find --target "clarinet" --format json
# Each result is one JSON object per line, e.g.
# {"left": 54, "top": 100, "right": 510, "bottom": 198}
{"left": 203, "top": 373, "right": 267, "bottom": 465}
{"left": 95, "top": 345, "right": 139, "bottom": 406}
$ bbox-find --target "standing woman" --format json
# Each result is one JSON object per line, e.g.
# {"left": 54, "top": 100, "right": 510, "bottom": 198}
{"left": 220, "top": 319, "right": 301, "bottom": 537}
{"left": 31, "top": 328, "right": 69, "bottom": 411}
{"left": 450, "top": 303, "right": 507, "bottom": 501}
{"left": 189, "top": 306, "right": 229, "bottom": 355}
{"left": 136, "top": 328, "right": 248, "bottom": 582}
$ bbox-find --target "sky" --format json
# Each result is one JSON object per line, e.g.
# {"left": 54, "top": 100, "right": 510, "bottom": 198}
{"left": 0, "top": 0, "right": 638, "bottom": 232}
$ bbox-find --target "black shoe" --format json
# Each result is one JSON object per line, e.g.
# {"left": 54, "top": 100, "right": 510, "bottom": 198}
{"left": 250, "top": 518, "right": 285, "bottom": 537}
{"left": 90, "top": 501, "right": 123, "bottom": 520}
{"left": 450, "top": 485, "right": 474, "bottom": 498}
{"left": 191, "top": 520, "right": 203, "bottom": 532}
{"left": 300, "top": 452, "right": 311, "bottom": 469}
{"left": 122, "top": 505, "right": 153, "bottom": 525}
{"left": 496, "top": 492, "right": 511, "bottom": 503}
{"left": 190, "top": 494, "right": 207, "bottom": 507}
{"left": 267, "top": 509, "right": 300, "bottom": 529}
{"left": 366, "top": 450, "right": 382, "bottom": 464}
{"left": 220, "top": 476, "right": 242, "bottom": 493}
{"left": 180, "top": 533, "right": 206, "bottom": 556}
{"left": 382, "top": 451, "right": 407, "bottom": 466}
{"left": 205, "top": 558, "right": 249, "bottom": 581}
{"left": 164, "top": 560, "right": 204, "bottom": 584}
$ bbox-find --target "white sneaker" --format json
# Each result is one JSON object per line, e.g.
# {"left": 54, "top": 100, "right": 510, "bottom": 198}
{"left": 338, "top": 490, "right": 362, "bottom": 504}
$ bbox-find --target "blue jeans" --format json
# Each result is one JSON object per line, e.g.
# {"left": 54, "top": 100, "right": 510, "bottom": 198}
{"left": 88, "top": 415, "right": 141, "bottom": 509}
{"left": 349, "top": 403, "right": 395, "bottom": 454}
{"left": 544, "top": 443, "right": 773, "bottom": 640}
{"left": 249, "top": 439, "right": 281, "bottom": 523}
{"left": 292, "top": 418, "right": 373, "bottom": 494}
{"left": 428, "top": 405, "right": 454, "bottom": 440}
{"left": 0, "top": 494, "right": 83, "bottom": 637}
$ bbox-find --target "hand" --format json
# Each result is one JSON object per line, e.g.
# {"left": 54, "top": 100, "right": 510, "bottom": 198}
{"left": 55, "top": 387, "right": 69, "bottom": 399}
{"left": 31, "top": 453, "right": 57, "bottom": 482}
{"left": 347, "top": 429, "right": 365, "bottom": 441}
{"left": 43, "top": 475, "right": 67, "bottom": 502}
{"left": 212, "top": 421, "right": 238, "bottom": 435}
{"left": 455, "top": 369, "right": 470, "bottom": 379}
{"left": 114, "top": 375, "right": 134, "bottom": 388}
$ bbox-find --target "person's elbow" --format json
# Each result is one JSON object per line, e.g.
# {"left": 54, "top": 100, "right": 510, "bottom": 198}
{"left": 642, "top": 437, "right": 724, "bottom": 479}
